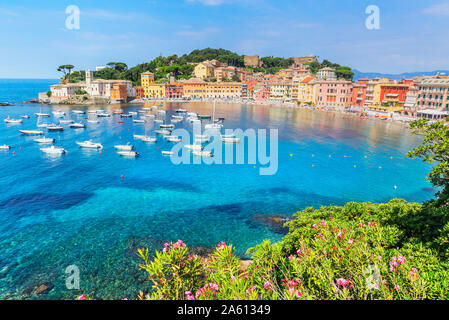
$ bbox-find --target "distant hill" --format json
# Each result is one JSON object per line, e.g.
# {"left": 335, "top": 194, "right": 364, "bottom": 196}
{"left": 353, "top": 69, "right": 449, "bottom": 81}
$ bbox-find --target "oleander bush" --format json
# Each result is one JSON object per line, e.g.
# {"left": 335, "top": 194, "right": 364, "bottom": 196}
{"left": 136, "top": 199, "right": 449, "bottom": 300}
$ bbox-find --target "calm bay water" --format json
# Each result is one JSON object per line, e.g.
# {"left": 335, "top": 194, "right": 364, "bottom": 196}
{"left": 0, "top": 80, "right": 434, "bottom": 299}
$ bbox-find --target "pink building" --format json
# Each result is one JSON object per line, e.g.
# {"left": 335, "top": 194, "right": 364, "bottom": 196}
{"left": 315, "top": 80, "right": 353, "bottom": 108}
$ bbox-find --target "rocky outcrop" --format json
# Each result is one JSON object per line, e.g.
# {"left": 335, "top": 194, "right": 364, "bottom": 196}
{"left": 251, "top": 214, "right": 291, "bottom": 234}
{"left": 33, "top": 282, "right": 54, "bottom": 295}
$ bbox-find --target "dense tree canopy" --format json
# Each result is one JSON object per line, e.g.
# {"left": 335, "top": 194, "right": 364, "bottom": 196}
{"left": 407, "top": 119, "right": 449, "bottom": 207}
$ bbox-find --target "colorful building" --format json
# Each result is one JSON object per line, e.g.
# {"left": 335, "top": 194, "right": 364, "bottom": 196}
{"left": 377, "top": 82, "right": 411, "bottom": 107}
{"left": 204, "top": 82, "right": 244, "bottom": 99}
{"left": 317, "top": 67, "right": 337, "bottom": 81}
{"left": 146, "top": 83, "right": 166, "bottom": 99}
{"left": 269, "top": 82, "right": 293, "bottom": 101}
{"left": 165, "top": 83, "right": 184, "bottom": 99}
{"left": 315, "top": 80, "right": 353, "bottom": 108}
{"left": 297, "top": 76, "right": 316, "bottom": 105}
{"left": 194, "top": 62, "right": 215, "bottom": 79}
{"left": 135, "top": 86, "right": 144, "bottom": 99}
{"left": 414, "top": 76, "right": 449, "bottom": 119}
{"left": 110, "top": 83, "right": 128, "bottom": 102}
{"left": 351, "top": 83, "right": 367, "bottom": 107}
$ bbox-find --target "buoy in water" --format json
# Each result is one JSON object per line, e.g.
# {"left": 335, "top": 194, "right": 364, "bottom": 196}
{"left": 121, "top": 175, "right": 124, "bottom": 179}
{"left": 394, "top": 186, "right": 397, "bottom": 189}
{"left": 290, "top": 154, "right": 293, "bottom": 157}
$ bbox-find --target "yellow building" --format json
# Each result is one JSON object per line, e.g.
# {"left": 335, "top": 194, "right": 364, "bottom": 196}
{"left": 141, "top": 71, "right": 155, "bottom": 98}
{"left": 365, "top": 78, "right": 390, "bottom": 106}
{"left": 297, "top": 76, "right": 316, "bottom": 104}
{"left": 182, "top": 80, "right": 208, "bottom": 99}
{"left": 146, "top": 83, "right": 166, "bottom": 98}
{"left": 269, "top": 82, "right": 292, "bottom": 101}
{"left": 205, "top": 82, "right": 244, "bottom": 99}
{"left": 194, "top": 62, "right": 215, "bottom": 79}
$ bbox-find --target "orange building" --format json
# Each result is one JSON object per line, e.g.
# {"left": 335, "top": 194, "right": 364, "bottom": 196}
{"left": 135, "top": 86, "right": 144, "bottom": 99}
{"left": 351, "top": 83, "right": 367, "bottom": 107}
{"left": 110, "top": 83, "right": 128, "bottom": 102}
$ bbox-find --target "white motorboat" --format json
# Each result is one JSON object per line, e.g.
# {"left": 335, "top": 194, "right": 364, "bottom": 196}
{"left": 133, "top": 119, "right": 145, "bottom": 123}
{"left": 97, "top": 113, "right": 111, "bottom": 117}
{"left": 34, "top": 137, "right": 55, "bottom": 144}
{"left": 154, "top": 119, "right": 163, "bottom": 123}
{"left": 184, "top": 144, "right": 203, "bottom": 151}
{"left": 4, "top": 117, "right": 23, "bottom": 124}
{"left": 205, "top": 123, "right": 223, "bottom": 130}
{"left": 69, "top": 123, "right": 86, "bottom": 129}
{"left": 117, "top": 151, "right": 139, "bottom": 157}
{"left": 40, "top": 146, "right": 66, "bottom": 155}
{"left": 165, "top": 136, "right": 182, "bottom": 143}
{"left": 0, "top": 144, "right": 11, "bottom": 150}
{"left": 133, "top": 134, "right": 146, "bottom": 140}
{"left": 171, "top": 119, "right": 182, "bottom": 124}
{"left": 88, "top": 119, "right": 100, "bottom": 124}
{"left": 155, "top": 129, "right": 171, "bottom": 135}
{"left": 76, "top": 140, "right": 103, "bottom": 149}
{"left": 21, "top": 115, "right": 30, "bottom": 119}
{"left": 129, "top": 112, "right": 138, "bottom": 116}
{"left": 172, "top": 115, "right": 184, "bottom": 119}
{"left": 192, "top": 150, "right": 213, "bottom": 157}
{"left": 144, "top": 114, "right": 155, "bottom": 119}
{"left": 35, "top": 113, "right": 50, "bottom": 117}
{"left": 53, "top": 110, "right": 66, "bottom": 117}
{"left": 176, "top": 109, "right": 187, "bottom": 113}
{"left": 161, "top": 151, "right": 174, "bottom": 156}
{"left": 37, "top": 123, "right": 49, "bottom": 128}
{"left": 59, "top": 119, "right": 74, "bottom": 124}
{"left": 114, "top": 144, "right": 134, "bottom": 151}
{"left": 141, "top": 136, "right": 157, "bottom": 143}
{"left": 120, "top": 114, "right": 133, "bottom": 118}
{"left": 195, "top": 137, "right": 210, "bottom": 143}
{"left": 221, "top": 137, "right": 240, "bottom": 144}
{"left": 160, "top": 124, "right": 175, "bottom": 129}
{"left": 72, "top": 110, "right": 85, "bottom": 114}
{"left": 20, "top": 130, "right": 43, "bottom": 135}
{"left": 47, "top": 124, "right": 64, "bottom": 132}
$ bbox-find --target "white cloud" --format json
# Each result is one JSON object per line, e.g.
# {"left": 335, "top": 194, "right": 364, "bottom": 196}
{"left": 423, "top": 2, "right": 449, "bottom": 15}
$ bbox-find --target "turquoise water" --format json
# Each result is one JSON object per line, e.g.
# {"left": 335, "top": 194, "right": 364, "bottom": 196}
{"left": 0, "top": 80, "right": 434, "bottom": 299}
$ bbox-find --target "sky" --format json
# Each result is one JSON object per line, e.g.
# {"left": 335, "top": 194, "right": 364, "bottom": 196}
{"left": 1, "top": 0, "right": 449, "bottom": 78}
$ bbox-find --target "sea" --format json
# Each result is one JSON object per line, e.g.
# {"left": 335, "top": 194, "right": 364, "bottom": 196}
{"left": 0, "top": 79, "right": 434, "bottom": 299}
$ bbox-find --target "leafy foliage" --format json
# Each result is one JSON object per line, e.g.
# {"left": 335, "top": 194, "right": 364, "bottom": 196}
{"left": 407, "top": 119, "right": 449, "bottom": 207}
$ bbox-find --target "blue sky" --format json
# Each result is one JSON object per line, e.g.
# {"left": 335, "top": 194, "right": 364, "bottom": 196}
{"left": 1, "top": 0, "right": 449, "bottom": 78}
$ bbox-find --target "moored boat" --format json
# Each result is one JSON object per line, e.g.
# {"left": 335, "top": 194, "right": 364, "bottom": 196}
{"left": 34, "top": 137, "right": 55, "bottom": 144}
{"left": 160, "top": 124, "right": 175, "bottom": 129}
{"left": 141, "top": 136, "right": 157, "bottom": 143}
{"left": 47, "top": 124, "right": 64, "bottom": 132}
{"left": 0, "top": 144, "right": 11, "bottom": 150}
{"left": 162, "top": 151, "right": 174, "bottom": 156}
{"left": 20, "top": 129, "right": 43, "bottom": 135}
{"left": 155, "top": 129, "right": 171, "bottom": 135}
{"left": 114, "top": 144, "right": 134, "bottom": 151}
{"left": 184, "top": 144, "right": 203, "bottom": 151}
{"left": 35, "top": 113, "right": 50, "bottom": 117}
{"left": 59, "top": 119, "right": 74, "bottom": 124}
{"left": 69, "top": 123, "right": 86, "bottom": 129}
{"left": 76, "top": 140, "right": 103, "bottom": 149}
{"left": 4, "top": 117, "right": 23, "bottom": 124}
{"left": 192, "top": 150, "right": 213, "bottom": 157}
{"left": 117, "top": 151, "right": 139, "bottom": 157}
{"left": 40, "top": 146, "right": 66, "bottom": 155}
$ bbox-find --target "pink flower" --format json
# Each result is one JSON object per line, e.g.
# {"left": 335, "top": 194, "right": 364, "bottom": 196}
{"left": 394, "top": 285, "right": 401, "bottom": 291}
{"left": 121, "top": 298, "right": 128, "bottom": 300}
{"left": 264, "top": 281, "right": 271, "bottom": 290}
{"left": 288, "top": 255, "right": 295, "bottom": 261}
{"left": 77, "top": 294, "right": 87, "bottom": 300}
{"left": 296, "top": 249, "right": 302, "bottom": 255}
{"left": 312, "top": 224, "right": 317, "bottom": 229}
{"left": 337, "top": 278, "right": 350, "bottom": 288}
{"left": 321, "top": 220, "right": 326, "bottom": 226}
{"left": 348, "top": 238, "right": 353, "bottom": 245}
{"left": 337, "top": 230, "right": 342, "bottom": 239}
